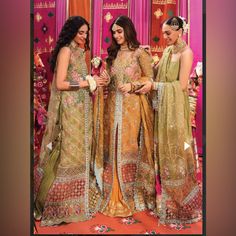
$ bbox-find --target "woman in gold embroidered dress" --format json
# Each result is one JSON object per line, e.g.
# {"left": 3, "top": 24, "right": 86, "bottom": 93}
{"left": 139, "top": 16, "right": 202, "bottom": 225}
{"left": 34, "top": 16, "right": 108, "bottom": 226}
{"left": 95, "top": 16, "right": 156, "bottom": 217}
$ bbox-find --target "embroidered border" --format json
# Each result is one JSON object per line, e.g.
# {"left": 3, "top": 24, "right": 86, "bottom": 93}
{"left": 133, "top": 126, "right": 144, "bottom": 211}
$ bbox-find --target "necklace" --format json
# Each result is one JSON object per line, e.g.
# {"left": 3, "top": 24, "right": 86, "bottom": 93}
{"left": 120, "top": 44, "right": 129, "bottom": 51}
{"left": 172, "top": 40, "right": 187, "bottom": 54}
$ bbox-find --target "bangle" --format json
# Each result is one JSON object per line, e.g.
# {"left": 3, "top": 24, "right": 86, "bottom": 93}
{"left": 69, "top": 80, "right": 80, "bottom": 89}
{"left": 86, "top": 75, "right": 97, "bottom": 92}
{"left": 153, "top": 82, "right": 159, "bottom": 90}
{"left": 129, "top": 82, "right": 134, "bottom": 93}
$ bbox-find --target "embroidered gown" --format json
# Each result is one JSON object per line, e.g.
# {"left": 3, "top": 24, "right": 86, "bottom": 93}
{"left": 153, "top": 46, "right": 202, "bottom": 224}
{"left": 95, "top": 47, "right": 156, "bottom": 217}
{"left": 34, "top": 41, "right": 101, "bottom": 226}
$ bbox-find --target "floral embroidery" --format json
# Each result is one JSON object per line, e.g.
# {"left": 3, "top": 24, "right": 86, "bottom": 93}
{"left": 118, "top": 217, "right": 141, "bottom": 225}
{"left": 169, "top": 223, "right": 191, "bottom": 230}
{"left": 149, "top": 211, "right": 158, "bottom": 218}
{"left": 64, "top": 95, "right": 76, "bottom": 106}
{"left": 140, "top": 230, "right": 159, "bottom": 234}
{"left": 90, "top": 224, "right": 114, "bottom": 233}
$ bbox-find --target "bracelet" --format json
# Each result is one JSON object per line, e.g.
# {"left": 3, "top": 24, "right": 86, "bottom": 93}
{"left": 86, "top": 75, "right": 97, "bottom": 92}
{"left": 129, "top": 82, "right": 134, "bottom": 93}
{"left": 152, "top": 82, "right": 159, "bottom": 90}
{"left": 69, "top": 80, "right": 80, "bottom": 89}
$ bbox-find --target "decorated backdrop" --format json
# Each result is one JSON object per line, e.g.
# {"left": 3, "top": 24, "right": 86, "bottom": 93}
{"left": 33, "top": 0, "right": 203, "bottom": 162}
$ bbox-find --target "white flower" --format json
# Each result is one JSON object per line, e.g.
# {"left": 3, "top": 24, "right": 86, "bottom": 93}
{"left": 195, "top": 62, "right": 203, "bottom": 77}
{"left": 179, "top": 16, "right": 189, "bottom": 34}
{"left": 91, "top": 57, "right": 102, "bottom": 68}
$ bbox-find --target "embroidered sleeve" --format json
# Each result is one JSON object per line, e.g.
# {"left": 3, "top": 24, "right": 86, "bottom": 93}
{"left": 138, "top": 48, "right": 154, "bottom": 80}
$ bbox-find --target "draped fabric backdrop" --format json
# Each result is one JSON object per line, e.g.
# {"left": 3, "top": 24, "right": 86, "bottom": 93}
{"left": 92, "top": 0, "right": 103, "bottom": 58}
{"left": 100, "top": 0, "right": 130, "bottom": 59}
{"left": 33, "top": 0, "right": 55, "bottom": 89}
{"left": 189, "top": 0, "right": 203, "bottom": 155}
{"left": 33, "top": 0, "right": 56, "bottom": 167}
{"left": 55, "top": 0, "right": 67, "bottom": 41}
{"left": 33, "top": 0, "right": 203, "bottom": 166}
{"left": 69, "top": 0, "right": 91, "bottom": 21}
{"left": 178, "top": 0, "right": 188, "bottom": 43}
{"left": 189, "top": 0, "right": 202, "bottom": 68}
{"left": 69, "top": 0, "right": 92, "bottom": 71}
{"left": 34, "top": 0, "right": 56, "bottom": 54}
{"left": 150, "top": 0, "right": 178, "bottom": 58}
{"left": 129, "top": 0, "right": 151, "bottom": 45}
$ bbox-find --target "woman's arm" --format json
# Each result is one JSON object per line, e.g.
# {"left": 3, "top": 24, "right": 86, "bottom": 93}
{"left": 55, "top": 47, "right": 89, "bottom": 90}
{"left": 134, "top": 48, "right": 154, "bottom": 94}
{"left": 179, "top": 48, "right": 193, "bottom": 91}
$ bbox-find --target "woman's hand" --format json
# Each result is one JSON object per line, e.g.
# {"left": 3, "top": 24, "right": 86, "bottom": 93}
{"left": 100, "top": 69, "right": 110, "bottom": 85}
{"left": 94, "top": 75, "right": 109, "bottom": 87}
{"left": 103, "top": 86, "right": 109, "bottom": 99}
{"left": 118, "top": 83, "right": 131, "bottom": 95}
{"left": 135, "top": 81, "right": 152, "bottom": 94}
{"left": 79, "top": 80, "right": 89, "bottom": 88}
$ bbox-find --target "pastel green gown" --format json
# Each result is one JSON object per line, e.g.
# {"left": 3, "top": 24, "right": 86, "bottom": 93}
{"left": 34, "top": 41, "right": 101, "bottom": 226}
{"left": 153, "top": 46, "right": 202, "bottom": 224}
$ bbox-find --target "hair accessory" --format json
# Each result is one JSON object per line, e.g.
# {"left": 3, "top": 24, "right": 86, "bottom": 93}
{"left": 114, "top": 16, "right": 120, "bottom": 24}
{"left": 112, "top": 16, "right": 122, "bottom": 31}
{"left": 178, "top": 16, "right": 189, "bottom": 34}
{"left": 112, "top": 23, "right": 120, "bottom": 31}
{"left": 170, "top": 17, "right": 179, "bottom": 31}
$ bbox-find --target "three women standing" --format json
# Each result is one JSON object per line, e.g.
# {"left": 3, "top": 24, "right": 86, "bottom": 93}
{"left": 34, "top": 14, "right": 202, "bottom": 227}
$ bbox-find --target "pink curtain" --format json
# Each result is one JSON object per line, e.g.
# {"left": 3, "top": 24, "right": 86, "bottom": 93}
{"left": 178, "top": 0, "right": 189, "bottom": 43}
{"left": 179, "top": 0, "right": 203, "bottom": 156}
{"left": 196, "top": 84, "right": 203, "bottom": 155}
{"left": 190, "top": 0, "right": 203, "bottom": 156}
{"left": 190, "top": 0, "right": 202, "bottom": 68}
{"left": 179, "top": 0, "right": 203, "bottom": 66}
{"left": 129, "top": 0, "right": 151, "bottom": 45}
{"left": 55, "top": 0, "right": 67, "bottom": 41}
{"left": 92, "top": 0, "right": 103, "bottom": 58}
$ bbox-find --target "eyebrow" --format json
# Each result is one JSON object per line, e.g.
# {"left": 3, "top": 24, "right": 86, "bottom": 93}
{"left": 112, "top": 29, "right": 123, "bottom": 33}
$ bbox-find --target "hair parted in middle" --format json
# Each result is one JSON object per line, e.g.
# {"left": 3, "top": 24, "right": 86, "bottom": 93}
{"left": 106, "top": 15, "right": 140, "bottom": 68}
{"left": 50, "top": 16, "right": 90, "bottom": 72}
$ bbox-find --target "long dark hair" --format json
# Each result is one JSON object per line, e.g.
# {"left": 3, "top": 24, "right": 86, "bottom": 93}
{"left": 106, "top": 15, "right": 140, "bottom": 69}
{"left": 50, "top": 16, "right": 90, "bottom": 72}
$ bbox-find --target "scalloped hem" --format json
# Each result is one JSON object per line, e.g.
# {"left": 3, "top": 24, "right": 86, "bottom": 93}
{"left": 40, "top": 214, "right": 91, "bottom": 227}
{"left": 159, "top": 215, "right": 202, "bottom": 225}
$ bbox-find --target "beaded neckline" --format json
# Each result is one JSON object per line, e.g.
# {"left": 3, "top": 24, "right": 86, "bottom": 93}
{"left": 171, "top": 40, "right": 187, "bottom": 54}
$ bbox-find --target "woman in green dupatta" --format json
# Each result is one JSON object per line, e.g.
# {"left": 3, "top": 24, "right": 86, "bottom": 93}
{"left": 34, "top": 16, "right": 108, "bottom": 226}
{"left": 137, "top": 16, "right": 202, "bottom": 226}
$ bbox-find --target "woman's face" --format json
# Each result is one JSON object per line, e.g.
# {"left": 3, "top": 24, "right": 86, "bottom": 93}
{"left": 162, "top": 23, "right": 180, "bottom": 46}
{"left": 74, "top": 24, "right": 88, "bottom": 46}
{"left": 112, "top": 24, "right": 126, "bottom": 45}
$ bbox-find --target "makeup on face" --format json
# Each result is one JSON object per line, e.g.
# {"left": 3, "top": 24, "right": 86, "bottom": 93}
{"left": 112, "top": 24, "right": 126, "bottom": 45}
{"left": 74, "top": 24, "right": 88, "bottom": 47}
{"left": 162, "top": 24, "right": 179, "bottom": 46}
